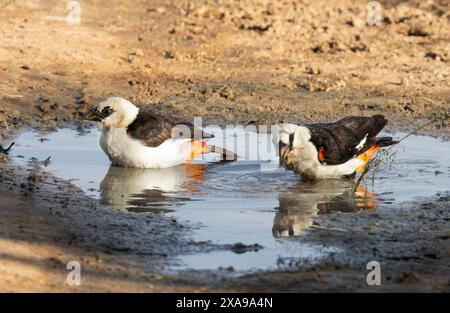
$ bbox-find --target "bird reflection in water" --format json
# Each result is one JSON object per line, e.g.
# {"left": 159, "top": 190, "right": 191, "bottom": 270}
{"left": 273, "top": 179, "right": 377, "bottom": 237}
{"left": 99, "top": 163, "right": 377, "bottom": 235}
{"left": 99, "top": 164, "right": 206, "bottom": 212}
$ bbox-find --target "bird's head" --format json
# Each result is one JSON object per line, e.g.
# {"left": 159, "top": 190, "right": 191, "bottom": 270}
{"left": 84, "top": 97, "right": 139, "bottom": 129}
{"left": 276, "top": 124, "right": 311, "bottom": 161}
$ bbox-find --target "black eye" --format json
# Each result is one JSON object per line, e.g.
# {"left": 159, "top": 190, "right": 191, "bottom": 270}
{"left": 101, "top": 106, "right": 114, "bottom": 117}
{"left": 289, "top": 133, "right": 295, "bottom": 146}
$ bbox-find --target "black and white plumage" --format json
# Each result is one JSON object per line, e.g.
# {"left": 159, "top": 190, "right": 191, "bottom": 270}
{"left": 274, "top": 115, "right": 398, "bottom": 179}
{"left": 126, "top": 106, "right": 214, "bottom": 148}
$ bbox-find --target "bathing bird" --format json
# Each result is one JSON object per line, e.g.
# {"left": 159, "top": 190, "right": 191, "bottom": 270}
{"left": 273, "top": 115, "right": 398, "bottom": 179}
{"left": 84, "top": 97, "right": 236, "bottom": 168}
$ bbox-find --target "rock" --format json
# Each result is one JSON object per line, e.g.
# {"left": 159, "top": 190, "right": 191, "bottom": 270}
{"left": 37, "top": 102, "right": 52, "bottom": 113}
{"left": 407, "top": 25, "right": 429, "bottom": 37}
{"left": 156, "top": 6, "right": 166, "bottom": 14}
{"left": 246, "top": 24, "right": 272, "bottom": 32}
{"left": 148, "top": 6, "right": 166, "bottom": 14}
{"left": 347, "top": 17, "right": 365, "bottom": 28}
{"left": 129, "top": 48, "right": 144, "bottom": 57}
{"left": 53, "top": 71, "right": 67, "bottom": 76}
{"left": 230, "top": 242, "right": 263, "bottom": 254}
{"left": 384, "top": 75, "right": 403, "bottom": 86}
{"left": 199, "top": 85, "right": 212, "bottom": 96}
{"left": 396, "top": 272, "right": 421, "bottom": 284}
{"left": 39, "top": 96, "right": 50, "bottom": 103}
{"left": 218, "top": 86, "right": 237, "bottom": 100}
{"left": 305, "top": 66, "right": 322, "bottom": 75}
{"left": 164, "top": 51, "right": 175, "bottom": 59}
{"left": 425, "top": 51, "right": 438, "bottom": 60}
{"left": 196, "top": 5, "right": 209, "bottom": 17}
{"left": 350, "top": 43, "right": 369, "bottom": 53}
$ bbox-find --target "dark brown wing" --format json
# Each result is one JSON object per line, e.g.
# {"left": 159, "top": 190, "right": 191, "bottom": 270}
{"left": 126, "top": 107, "right": 213, "bottom": 147}
{"left": 308, "top": 115, "right": 388, "bottom": 165}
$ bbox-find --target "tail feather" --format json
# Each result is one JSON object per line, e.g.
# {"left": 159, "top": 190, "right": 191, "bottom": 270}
{"left": 188, "top": 140, "right": 238, "bottom": 161}
{"left": 188, "top": 140, "right": 207, "bottom": 160}
{"left": 205, "top": 144, "right": 238, "bottom": 162}
{"left": 354, "top": 137, "right": 397, "bottom": 172}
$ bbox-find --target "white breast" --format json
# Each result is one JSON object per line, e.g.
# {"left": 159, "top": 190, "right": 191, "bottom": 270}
{"left": 100, "top": 128, "right": 191, "bottom": 168}
{"left": 287, "top": 141, "right": 363, "bottom": 179}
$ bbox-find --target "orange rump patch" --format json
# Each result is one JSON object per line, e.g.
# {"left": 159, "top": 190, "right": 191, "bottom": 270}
{"left": 317, "top": 146, "right": 326, "bottom": 162}
{"left": 356, "top": 145, "right": 379, "bottom": 172}
{"left": 188, "top": 140, "right": 207, "bottom": 160}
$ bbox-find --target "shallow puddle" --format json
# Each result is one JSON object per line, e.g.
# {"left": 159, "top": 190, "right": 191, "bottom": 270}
{"left": 12, "top": 127, "right": 450, "bottom": 272}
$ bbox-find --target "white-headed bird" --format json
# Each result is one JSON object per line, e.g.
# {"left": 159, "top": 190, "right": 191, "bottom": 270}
{"left": 84, "top": 97, "right": 236, "bottom": 168}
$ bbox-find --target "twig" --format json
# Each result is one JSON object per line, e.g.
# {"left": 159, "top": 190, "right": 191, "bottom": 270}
{"left": 44, "top": 156, "right": 51, "bottom": 167}
{"left": 354, "top": 159, "right": 373, "bottom": 192}
{"left": 0, "top": 142, "right": 15, "bottom": 154}
{"left": 354, "top": 111, "right": 449, "bottom": 192}
{"left": 309, "top": 225, "right": 348, "bottom": 232}
{"left": 396, "top": 118, "right": 439, "bottom": 142}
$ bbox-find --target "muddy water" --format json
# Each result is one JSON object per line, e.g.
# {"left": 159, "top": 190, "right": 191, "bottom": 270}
{"left": 12, "top": 128, "right": 450, "bottom": 272}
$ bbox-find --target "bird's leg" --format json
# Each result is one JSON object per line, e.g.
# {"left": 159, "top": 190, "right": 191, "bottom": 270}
{"left": 0, "top": 142, "right": 15, "bottom": 154}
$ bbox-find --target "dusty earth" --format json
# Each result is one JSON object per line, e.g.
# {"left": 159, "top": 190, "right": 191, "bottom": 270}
{"left": 0, "top": 0, "right": 449, "bottom": 292}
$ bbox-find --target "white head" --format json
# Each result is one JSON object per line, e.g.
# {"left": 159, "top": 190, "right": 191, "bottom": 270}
{"left": 85, "top": 97, "right": 139, "bottom": 129}
{"left": 275, "top": 124, "right": 311, "bottom": 160}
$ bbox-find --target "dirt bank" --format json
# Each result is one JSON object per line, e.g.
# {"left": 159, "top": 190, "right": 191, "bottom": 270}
{"left": 0, "top": 0, "right": 449, "bottom": 136}
{"left": 0, "top": 161, "right": 232, "bottom": 292}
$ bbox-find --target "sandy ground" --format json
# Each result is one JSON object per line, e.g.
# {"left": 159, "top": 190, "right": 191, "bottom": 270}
{"left": 0, "top": 0, "right": 449, "bottom": 292}
{"left": 0, "top": 0, "right": 449, "bottom": 134}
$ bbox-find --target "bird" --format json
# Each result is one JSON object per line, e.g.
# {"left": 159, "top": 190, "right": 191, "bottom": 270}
{"left": 84, "top": 97, "right": 236, "bottom": 168}
{"left": 273, "top": 115, "right": 398, "bottom": 179}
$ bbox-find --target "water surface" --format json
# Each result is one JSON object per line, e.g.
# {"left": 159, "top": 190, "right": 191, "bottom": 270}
{"left": 12, "top": 128, "right": 450, "bottom": 271}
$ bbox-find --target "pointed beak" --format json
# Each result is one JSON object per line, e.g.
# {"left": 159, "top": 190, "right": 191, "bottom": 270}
{"left": 83, "top": 108, "right": 104, "bottom": 122}
{"left": 279, "top": 142, "right": 290, "bottom": 161}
